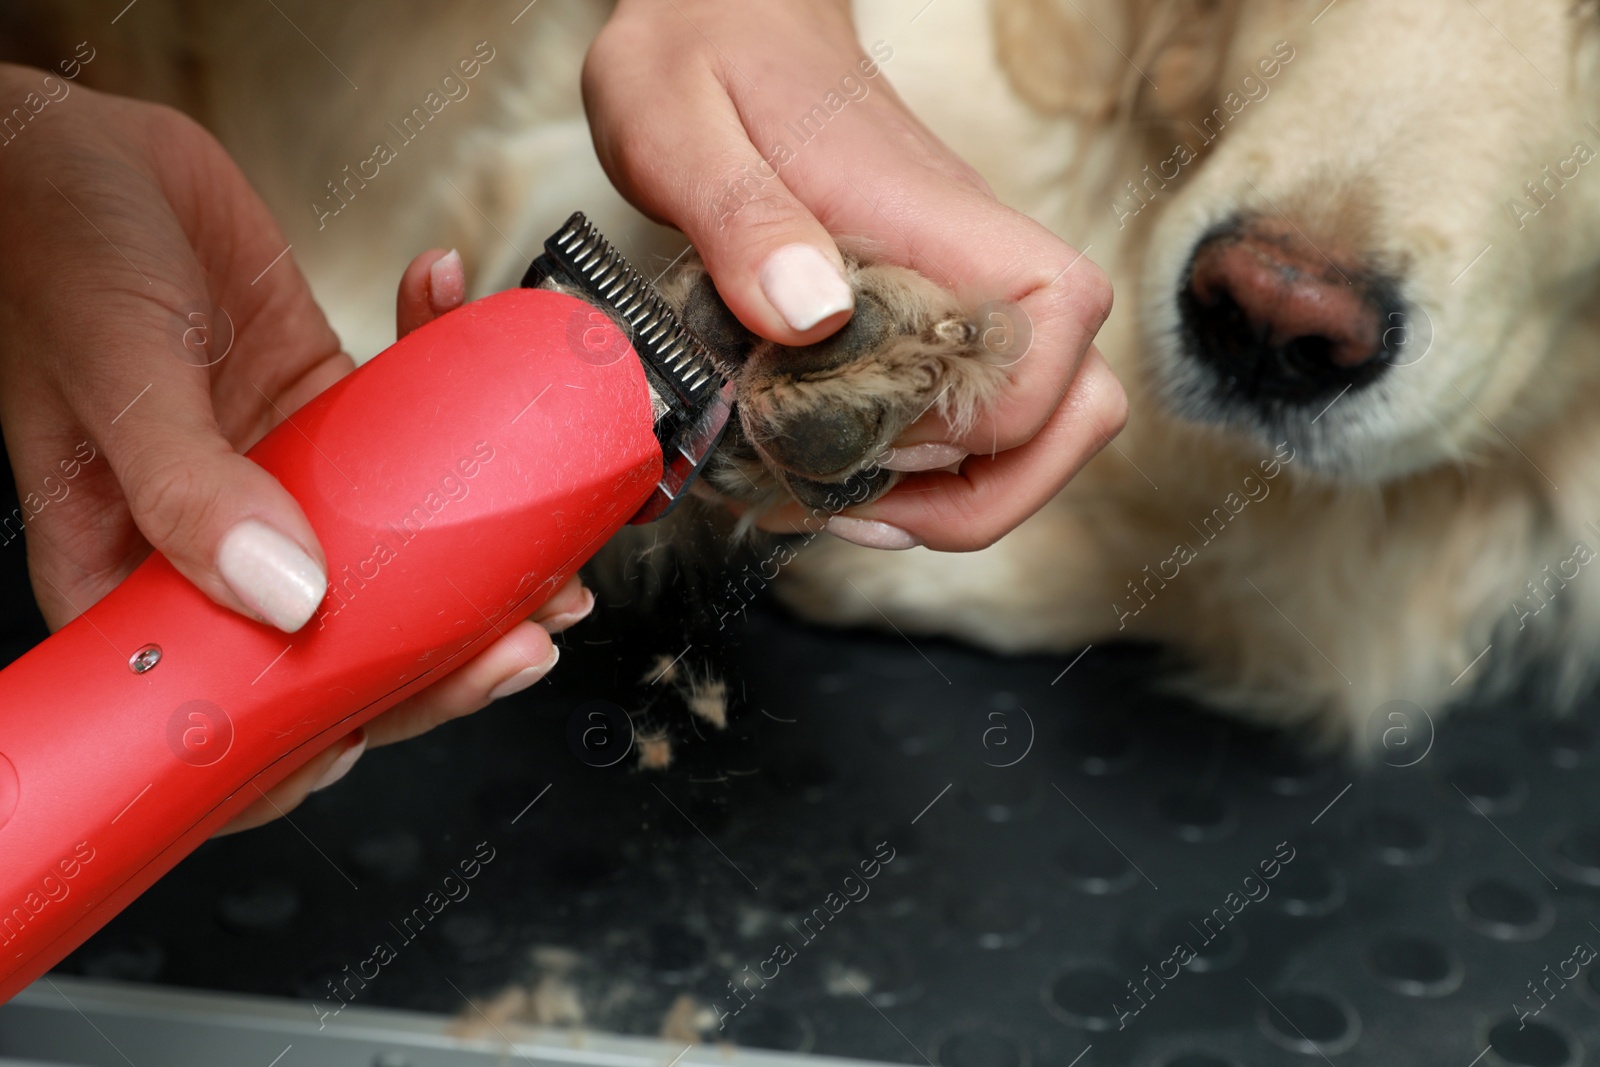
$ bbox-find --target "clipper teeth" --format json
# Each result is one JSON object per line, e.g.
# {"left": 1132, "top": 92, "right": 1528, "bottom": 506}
{"left": 530, "top": 213, "right": 722, "bottom": 405}
{"left": 521, "top": 211, "right": 737, "bottom": 525}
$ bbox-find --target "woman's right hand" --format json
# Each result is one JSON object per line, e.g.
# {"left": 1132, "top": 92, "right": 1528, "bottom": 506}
{"left": 583, "top": 0, "right": 1124, "bottom": 552}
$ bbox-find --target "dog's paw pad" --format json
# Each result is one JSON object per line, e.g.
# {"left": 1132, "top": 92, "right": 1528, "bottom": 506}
{"left": 755, "top": 404, "right": 881, "bottom": 479}
{"left": 679, "top": 273, "right": 758, "bottom": 369}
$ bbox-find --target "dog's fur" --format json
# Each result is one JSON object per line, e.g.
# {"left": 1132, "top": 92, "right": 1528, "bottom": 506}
{"left": 13, "top": 0, "right": 1600, "bottom": 743}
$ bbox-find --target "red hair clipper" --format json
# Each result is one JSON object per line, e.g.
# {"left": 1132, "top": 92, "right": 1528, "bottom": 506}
{"left": 0, "top": 213, "right": 734, "bottom": 999}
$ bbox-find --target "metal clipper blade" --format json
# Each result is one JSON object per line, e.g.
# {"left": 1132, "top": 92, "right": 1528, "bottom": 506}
{"left": 522, "top": 212, "right": 736, "bottom": 524}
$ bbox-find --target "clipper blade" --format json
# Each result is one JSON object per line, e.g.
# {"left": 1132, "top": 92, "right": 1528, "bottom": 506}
{"left": 523, "top": 212, "right": 735, "bottom": 524}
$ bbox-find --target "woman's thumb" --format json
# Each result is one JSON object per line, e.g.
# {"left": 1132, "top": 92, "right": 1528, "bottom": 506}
{"left": 114, "top": 419, "right": 328, "bottom": 632}
{"left": 671, "top": 158, "right": 855, "bottom": 344}
{"left": 584, "top": 68, "right": 853, "bottom": 345}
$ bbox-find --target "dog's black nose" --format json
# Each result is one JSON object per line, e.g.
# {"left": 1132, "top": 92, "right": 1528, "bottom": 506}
{"left": 1179, "top": 220, "right": 1395, "bottom": 406}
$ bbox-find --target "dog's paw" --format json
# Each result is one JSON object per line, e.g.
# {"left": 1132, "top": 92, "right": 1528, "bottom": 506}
{"left": 660, "top": 256, "right": 1011, "bottom": 514}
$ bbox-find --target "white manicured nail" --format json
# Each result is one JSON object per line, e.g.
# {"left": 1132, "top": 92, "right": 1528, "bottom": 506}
{"left": 488, "top": 646, "right": 560, "bottom": 702}
{"left": 311, "top": 733, "right": 367, "bottom": 792}
{"left": 540, "top": 588, "right": 596, "bottom": 633}
{"left": 429, "top": 248, "right": 465, "bottom": 312}
{"left": 826, "top": 516, "right": 922, "bottom": 550}
{"left": 217, "top": 519, "right": 327, "bottom": 632}
{"left": 758, "top": 244, "right": 853, "bottom": 332}
{"left": 878, "top": 443, "right": 968, "bottom": 472}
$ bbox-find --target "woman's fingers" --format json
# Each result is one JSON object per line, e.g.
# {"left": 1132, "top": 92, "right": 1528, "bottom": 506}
{"left": 220, "top": 596, "right": 583, "bottom": 837}
{"left": 839, "top": 347, "right": 1127, "bottom": 551}
{"left": 212, "top": 572, "right": 590, "bottom": 837}
{"left": 397, "top": 248, "right": 465, "bottom": 339}
{"left": 214, "top": 578, "right": 583, "bottom": 835}
{"left": 361, "top": 618, "right": 563, "bottom": 748}
{"left": 768, "top": 116, "right": 1117, "bottom": 459}
{"left": 749, "top": 347, "right": 1126, "bottom": 550}
{"left": 735, "top": 148, "right": 1121, "bottom": 548}
{"left": 583, "top": 28, "right": 854, "bottom": 347}
{"left": 213, "top": 728, "right": 367, "bottom": 835}
{"left": 529, "top": 573, "right": 596, "bottom": 633}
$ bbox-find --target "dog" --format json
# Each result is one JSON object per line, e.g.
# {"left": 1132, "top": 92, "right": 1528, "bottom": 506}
{"left": 11, "top": 0, "right": 1600, "bottom": 745}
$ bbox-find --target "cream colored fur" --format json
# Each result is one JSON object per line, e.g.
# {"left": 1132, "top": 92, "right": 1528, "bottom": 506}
{"left": 17, "top": 0, "right": 1600, "bottom": 743}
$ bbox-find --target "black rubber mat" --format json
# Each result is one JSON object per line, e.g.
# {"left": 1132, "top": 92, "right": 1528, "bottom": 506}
{"left": 6, "top": 461, "right": 1600, "bottom": 1067}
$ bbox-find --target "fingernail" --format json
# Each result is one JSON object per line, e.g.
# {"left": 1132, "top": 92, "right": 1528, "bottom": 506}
{"left": 311, "top": 731, "right": 367, "bottom": 792}
{"left": 758, "top": 244, "right": 853, "bottom": 332}
{"left": 488, "top": 646, "right": 560, "bottom": 702}
{"left": 541, "top": 587, "right": 596, "bottom": 633}
{"left": 217, "top": 519, "right": 327, "bottom": 632}
{"left": 877, "top": 443, "right": 968, "bottom": 472}
{"left": 825, "top": 516, "right": 922, "bottom": 550}
{"left": 429, "top": 248, "right": 465, "bottom": 313}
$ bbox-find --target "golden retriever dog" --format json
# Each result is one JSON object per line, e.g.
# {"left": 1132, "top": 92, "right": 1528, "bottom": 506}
{"left": 10, "top": 0, "right": 1600, "bottom": 746}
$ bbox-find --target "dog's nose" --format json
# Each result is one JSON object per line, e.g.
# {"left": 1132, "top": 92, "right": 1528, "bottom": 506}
{"left": 1180, "top": 221, "right": 1391, "bottom": 405}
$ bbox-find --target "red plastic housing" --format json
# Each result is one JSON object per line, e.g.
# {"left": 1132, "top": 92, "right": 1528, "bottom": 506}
{"left": 0, "top": 288, "right": 663, "bottom": 999}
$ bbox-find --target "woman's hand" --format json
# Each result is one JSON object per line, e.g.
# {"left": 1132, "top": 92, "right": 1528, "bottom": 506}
{"left": 0, "top": 68, "right": 588, "bottom": 833}
{"left": 583, "top": 0, "right": 1125, "bottom": 552}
